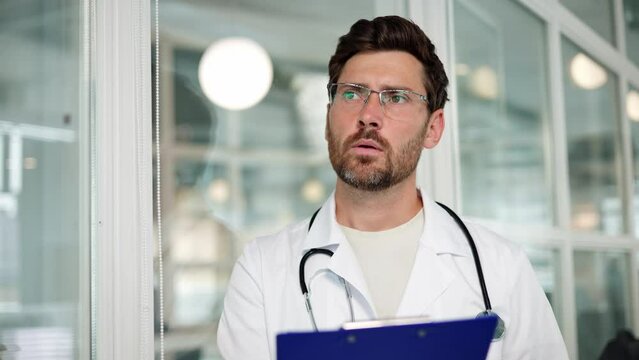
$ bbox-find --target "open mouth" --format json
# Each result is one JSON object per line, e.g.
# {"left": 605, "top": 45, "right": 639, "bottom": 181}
{"left": 357, "top": 144, "right": 377, "bottom": 149}
{"left": 352, "top": 139, "right": 382, "bottom": 151}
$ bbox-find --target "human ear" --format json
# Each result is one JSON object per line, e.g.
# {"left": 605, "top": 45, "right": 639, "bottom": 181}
{"left": 423, "top": 108, "right": 445, "bottom": 149}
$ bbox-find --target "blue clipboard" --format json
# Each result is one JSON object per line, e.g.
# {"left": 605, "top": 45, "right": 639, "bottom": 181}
{"left": 277, "top": 316, "right": 497, "bottom": 360}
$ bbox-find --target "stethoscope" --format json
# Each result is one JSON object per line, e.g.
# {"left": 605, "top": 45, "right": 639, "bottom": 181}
{"left": 299, "top": 202, "right": 506, "bottom": 341}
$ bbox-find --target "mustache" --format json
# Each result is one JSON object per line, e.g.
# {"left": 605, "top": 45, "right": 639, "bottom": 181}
{"left": 344, "top": 129, "right": 390, "bottom": 150}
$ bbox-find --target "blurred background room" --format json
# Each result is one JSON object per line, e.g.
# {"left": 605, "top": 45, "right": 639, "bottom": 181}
{"left": 1, "top": 0, "right": 639, "bottom": 359}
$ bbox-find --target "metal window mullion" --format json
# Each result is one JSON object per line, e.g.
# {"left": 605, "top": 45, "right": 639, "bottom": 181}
{"left": 548, "top": 9, "right": 579, "bottom": 358}
{"left": 547, "top": 13, "right": 572, "bottom": 240}
{"left": 614, "top": 0, "right": 627, "bottom": 56}
{"left": 618, "top": 73, "right": 639, "bottom": 332}
{"left": 616, "top": 0, "right": 638, "bottom": 323}
{"left": 560, "top": 241, "right": 578, "bottom": 359}
{"left": 94, "top": 0, "right": 154, "bottom": 358}
{"left": 631, "top": 250, "right": 639, "bottom": 334}
{"left": 620, "top": 79, "right": 636, "bottom": 236}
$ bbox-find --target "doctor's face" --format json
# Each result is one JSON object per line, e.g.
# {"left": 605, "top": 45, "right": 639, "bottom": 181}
{"left": 326, "top": 51, "right": 439, "bottom": 191}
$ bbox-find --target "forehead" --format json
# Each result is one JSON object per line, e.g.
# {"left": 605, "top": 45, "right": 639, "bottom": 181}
{"left": 337, "top": 51, "right": 426, "bottom": 92}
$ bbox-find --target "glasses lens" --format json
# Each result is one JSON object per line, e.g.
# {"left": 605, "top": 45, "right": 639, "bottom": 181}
{"left": 337, "top": 84, "right": 366, "bottom": 102}
{"left": 329, "top": 84, "right": 427, "bottom": 118}
{"left": 382, "top": 90, "right": 412, "bottom": 105}
{"left": 330, "top": 84, "right": 368, "bottom": 113}
{"left": 382, "top": 90, "right": 421, "bottom": 118}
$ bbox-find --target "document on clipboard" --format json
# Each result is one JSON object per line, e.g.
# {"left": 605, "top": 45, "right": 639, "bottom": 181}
{"left": 276, "top": 316, "right": 498, "bottom": 360}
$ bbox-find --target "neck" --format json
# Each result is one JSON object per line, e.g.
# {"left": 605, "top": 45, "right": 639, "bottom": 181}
{"left": 334, "top": 176, "right": 423, "bottom": 231}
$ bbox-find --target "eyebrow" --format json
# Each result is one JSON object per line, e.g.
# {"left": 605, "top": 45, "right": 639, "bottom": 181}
{"left": 344, "top": 82, "right": 420, "bottom": 92}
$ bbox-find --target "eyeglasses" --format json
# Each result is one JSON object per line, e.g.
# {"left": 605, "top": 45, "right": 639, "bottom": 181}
{"left": 327, "top": 82, "right": 429, "bottom": 119}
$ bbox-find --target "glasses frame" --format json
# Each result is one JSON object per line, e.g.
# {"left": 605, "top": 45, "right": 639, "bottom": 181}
{"left": 327, "top": 82, "right": 429, "bottom": 111}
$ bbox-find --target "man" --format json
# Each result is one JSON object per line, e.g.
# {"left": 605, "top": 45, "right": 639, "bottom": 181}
{"left": 217, "top": 15, "right": 568, "bottom": 360}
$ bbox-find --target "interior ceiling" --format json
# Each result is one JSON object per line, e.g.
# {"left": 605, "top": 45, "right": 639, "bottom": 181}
{"left": 171, "top": 0, "right": 369, "bottom": 24}
{"left": 159, "top": 0, "right": 366, "bottom": 67}
{"left": 166, "top": 0, "right": 543, "bottom": 117}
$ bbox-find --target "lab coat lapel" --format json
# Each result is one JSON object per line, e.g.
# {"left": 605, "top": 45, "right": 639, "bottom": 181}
{"left": 395, "top": 243, "right": 455, "bottom": 317}
{"left": 302, "top": 193, "right": 376, "bottom": 322}
{"left": 396, "top": 194, "right": 468, "bottom": 317}
{"left": 326, "top": 236, "right": 375, "bottom": 317}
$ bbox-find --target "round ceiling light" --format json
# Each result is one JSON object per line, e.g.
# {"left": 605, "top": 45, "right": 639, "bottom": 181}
{"left": 470, "top": 65, "right": 499, "bottom": 100}
{"left": 570, "top": 53, "right": 607, "bottom": 90}
{"left": 627, "top": 90, "right": 639, "bottom": 122}
{"left": 198, "top": 37, "right": 273, "bottom": 110}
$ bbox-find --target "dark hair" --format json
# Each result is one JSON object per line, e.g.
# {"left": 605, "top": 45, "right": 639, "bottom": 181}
{"left": 328, "top": 15, "right": 449, "bottom": 112}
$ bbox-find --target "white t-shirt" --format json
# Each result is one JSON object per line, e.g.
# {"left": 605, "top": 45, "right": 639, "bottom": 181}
{"left": 340, "top": 209, "right": 424, "bottom": 318}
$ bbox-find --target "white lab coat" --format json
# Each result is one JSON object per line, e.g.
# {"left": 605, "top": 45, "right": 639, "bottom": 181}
{"left": 217, "top": 192, "right": 569, "bottom": 360}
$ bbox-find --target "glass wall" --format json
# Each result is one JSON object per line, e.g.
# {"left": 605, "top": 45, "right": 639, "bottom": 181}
{"left": 626, "top": 0, "right": 639, "bottom": 66}
{"left": 524, "top": 247, "right": 562, "bottom": 325}
{"left": 452, "top": 0, "right": 563, "bottom": 318}
{"left": 155, "top": 1, "right": 393, "bottom": 358}
{"left": 152, "top": 0, "right": 639, "bottom": 359}
{"left": 574, "top": 251, "right": 630, "bottom": 360}
{"left": 631, "top": 85, "right": 639, "bottom": 233}
{"left": 560, "top": 0, "right": 616, "bottom": 45}
{"left": 562, "top": 39, "right": 623, "bottom": 235}
{"left": 452, "top": 0, "right": 639, "bottom": 359}
{"left": 453, "top": 0, "right": 554, "bottom": 226}
{"left": 0, "top": 1, "right": 89, "bottom": 359}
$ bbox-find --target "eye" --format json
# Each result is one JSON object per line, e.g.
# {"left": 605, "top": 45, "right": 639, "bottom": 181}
{"left": 385, "top": 91, "right": 410, "bottom": 104}
{"left": 342, "top": 91, "right": 359, "bottom": 100}
{"left": 340, "top": 87, "right": 363, "bottom": 101}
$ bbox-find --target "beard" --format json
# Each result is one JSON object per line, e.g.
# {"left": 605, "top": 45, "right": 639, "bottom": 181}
{"left": 327, "top": 123, "right": 428, "bottom": 192}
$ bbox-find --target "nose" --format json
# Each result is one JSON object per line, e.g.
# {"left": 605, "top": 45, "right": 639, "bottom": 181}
{"left": 358, "top": 92, "right": 384, "bottom": 129}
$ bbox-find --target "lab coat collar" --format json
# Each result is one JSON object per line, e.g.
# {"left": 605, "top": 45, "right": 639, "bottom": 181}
{"left": 302, "top": 192, "right": 373, "bottom": 315}
{"left": 421, "top": 192, "right": 472, "bottom": 258}
{"left": 301, "top": 192, "right": 342, "bottom": 252}
{"left": 302, "top": 190, "right": 472, "bottom": 258}
{"left": 300, "top": 190, "right": 472, "bottom": 318}
{"left": 396, "top": 191, "right": 471, "bottom": 316}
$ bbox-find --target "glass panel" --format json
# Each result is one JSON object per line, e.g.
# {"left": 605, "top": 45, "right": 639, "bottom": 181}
{"left": 626, "top": 1, "right": 639, "bottom": 66}
{"left": 241, "top": 163, "right": 335, "bottom": 234}
{"left": 630, "top": 85, "right": 639, "bottom": 235}
{"left": 453, "top": 0, "right": 554, "bottom": 225}
{"left": 562, "top": 38, "right": 623, "bottom": 235}
{"left": 173, "top": 268, "right": 230, "bottom": 327}
{"left": 0, "top": 1, "right": 87, "bottom": 359}
{"left": 173, "top": 48, "right": 222, "bottom": 146}
{"left": 560, "top": 0, "right": 616, "bottom": 45}
{"left": 156, "top": 1, "right": 385, "bottom": 358}
{"left": 574, "top": 250, "right": 630, "bottom": 360}
{"left": 523, "top": 246, "right": 562, "bottom": 328}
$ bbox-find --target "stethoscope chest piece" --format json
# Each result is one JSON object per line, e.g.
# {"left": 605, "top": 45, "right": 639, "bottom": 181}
{"left": 476, "top": 310, "right": 506, "bottom": 341}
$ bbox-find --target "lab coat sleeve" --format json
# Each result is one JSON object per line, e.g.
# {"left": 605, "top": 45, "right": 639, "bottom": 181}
{"left": 217, "top": 241, "right": 270, "bottom": 360}
{"left": 502, "top": 248, "right": 569, "bottom": 359}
